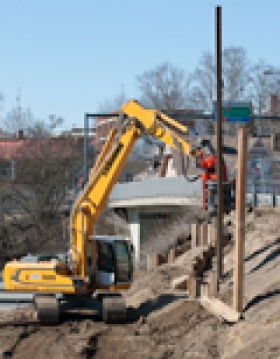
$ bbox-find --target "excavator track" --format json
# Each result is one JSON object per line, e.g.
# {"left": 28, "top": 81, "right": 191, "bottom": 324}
{"left": 102, "top": 296, "right": 126, "bottom": 324}
{"left": 34, "top": 295, "right": 60, "bottom": 324}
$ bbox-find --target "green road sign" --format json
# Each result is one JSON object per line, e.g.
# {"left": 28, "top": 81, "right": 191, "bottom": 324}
{"left": 212, "top": 101, "right": 251, "bottom": 122}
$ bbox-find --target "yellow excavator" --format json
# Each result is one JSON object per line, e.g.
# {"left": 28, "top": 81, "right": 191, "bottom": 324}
{"left": 3, "top": 100, "right": 206, "bottom": 324}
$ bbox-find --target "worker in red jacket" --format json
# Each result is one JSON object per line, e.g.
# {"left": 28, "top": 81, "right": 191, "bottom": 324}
{"left": 198, "top": 150, "right": 228, "bottom": 210}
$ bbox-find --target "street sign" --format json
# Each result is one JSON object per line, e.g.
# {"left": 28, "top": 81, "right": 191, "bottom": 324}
{"left": 212, "top": 101, "right": 251, "bottom": 122}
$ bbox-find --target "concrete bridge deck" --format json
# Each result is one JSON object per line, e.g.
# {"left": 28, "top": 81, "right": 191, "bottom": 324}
{"left": 108, "top": 176, "right": 202, "bottom": 208}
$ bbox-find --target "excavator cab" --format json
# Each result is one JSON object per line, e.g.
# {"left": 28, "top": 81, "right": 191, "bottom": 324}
{"left": 84, "top": 236, "right": 133, "bottom": 324}
{"left": 88, "top": 236, "right": 133, "bottom": 290}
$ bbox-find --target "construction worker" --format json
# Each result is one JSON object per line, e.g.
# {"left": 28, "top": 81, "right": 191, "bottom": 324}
{"left": 198, "top": 147, "right": 228, "bottom": 211}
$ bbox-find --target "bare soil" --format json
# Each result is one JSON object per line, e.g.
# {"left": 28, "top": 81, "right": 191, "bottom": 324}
{"left": 1, "top": 208, "right": 280, "bottom": 358}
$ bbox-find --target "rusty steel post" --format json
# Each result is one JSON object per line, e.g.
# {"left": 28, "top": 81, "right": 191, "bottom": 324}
{"left": 215, "top": 5, "right": 224, "bottom": 284}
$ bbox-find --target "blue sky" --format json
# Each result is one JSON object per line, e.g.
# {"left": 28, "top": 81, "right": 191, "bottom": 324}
{"left": 1, "top": 0, "right": 280, "bottom": 131}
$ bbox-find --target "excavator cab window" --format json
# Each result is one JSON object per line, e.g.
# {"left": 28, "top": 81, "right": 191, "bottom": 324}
{"left": 113, "top": 240, "right": 132, "bottom": 283}
{"left": 96, "top": 239, "right": 133, "bottom": 283}
{"left": 97, "top": 242, "right": 114, "bottom": 273}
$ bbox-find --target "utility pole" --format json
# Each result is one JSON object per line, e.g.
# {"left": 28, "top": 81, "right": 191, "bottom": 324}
{"left": 215, "top": 6, "right": 224, "bottom": 281}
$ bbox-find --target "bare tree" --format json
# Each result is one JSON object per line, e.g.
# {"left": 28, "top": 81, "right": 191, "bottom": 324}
{"left": 4, "top": 107, "right": 33, "bottom": 136}
{"left": 0, "top": 104, "right": 83, "bottom": 262}
{"left": 188, "top": 47, "right": 251, "bottom": 135}
{"left": 97, "top": 86, "right": 128, "bottom": 113}
{"left": 222, "top": 47, "right": 250, "bottom": 135}
{"left": 222, "top": 47, "right": 250, "bottom": 102}
{"left": 0, "top": 120, "right": 83, "bottom": 261}
{"left": 188, "top": 51, "right": 216, "bottom": 113}
{"left": 263, "top": 66, "right": 280, "bottom": 116}
{"left": 3, "top": 106, "right": 63, "bottom": 139}
{"left": 27, "top": 115, "right": 63, "bottom": 139}
{"left": 189, "top": 47, "right": 250, "bottom": 113}
{"left": 246, "top": 60, "right": 278, "bottom": 114}
{"left": 244, "top": 61, "right": 280, "bottom": 135}
{"left": 136, "top": 62, "right": 191, "bottom": 111}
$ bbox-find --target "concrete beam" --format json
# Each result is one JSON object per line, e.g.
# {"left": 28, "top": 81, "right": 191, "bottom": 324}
{"left": 108, "top": 197, "right": 201, "bottom": 208}
{"left": 128, "top": 208, "right": 141, "bottom": 269}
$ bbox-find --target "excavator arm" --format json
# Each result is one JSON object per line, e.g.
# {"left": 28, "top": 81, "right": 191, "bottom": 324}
{"left": 120, "top": 100, "right": 200, "bottom": 156}
{"left": 69, "top": 100, "right": 204, "bottom": 277}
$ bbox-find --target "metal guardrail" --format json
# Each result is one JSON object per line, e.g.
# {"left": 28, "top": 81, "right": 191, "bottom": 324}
{"left": 246, "top": 193, "right": 280, "bottom": 207}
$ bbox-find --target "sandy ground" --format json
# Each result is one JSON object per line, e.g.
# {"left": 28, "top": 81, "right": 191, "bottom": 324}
{"left": 1, "top": 208, "right": 280, "bottom": 358}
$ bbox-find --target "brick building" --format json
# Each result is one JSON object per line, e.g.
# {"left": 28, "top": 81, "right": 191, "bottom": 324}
{"left": 0, "top": 130, "right": 79, "bottom": 183}
{"left": 94, "top": 114, "right": 119, "bottom": 153}
{"left": 0, "top": 131, "right": 25, "bottom": 179}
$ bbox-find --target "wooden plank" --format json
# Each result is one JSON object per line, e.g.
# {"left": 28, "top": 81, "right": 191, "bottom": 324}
{"left": 200, "top": 223, "right": 208, "bottom": 246}
{"left": 208, "top": 270, "right": 218, "bottom": 298}
{"left": 200, "top": 297, "right": 241, "bottom": 323}
{"left": 168, "top": 247, "right": 176, "bottom": 263}
{"left": 191, "top": 223, "right": 198, "bottom": 248}
{"left": 233, "top": 128, "right": 248, "bottom": 313}
{"left": 187, "top": 272, "right": 199, "bottom": 298}
{"left": 207, "top": 223, "right": 216, "bottom": 245}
